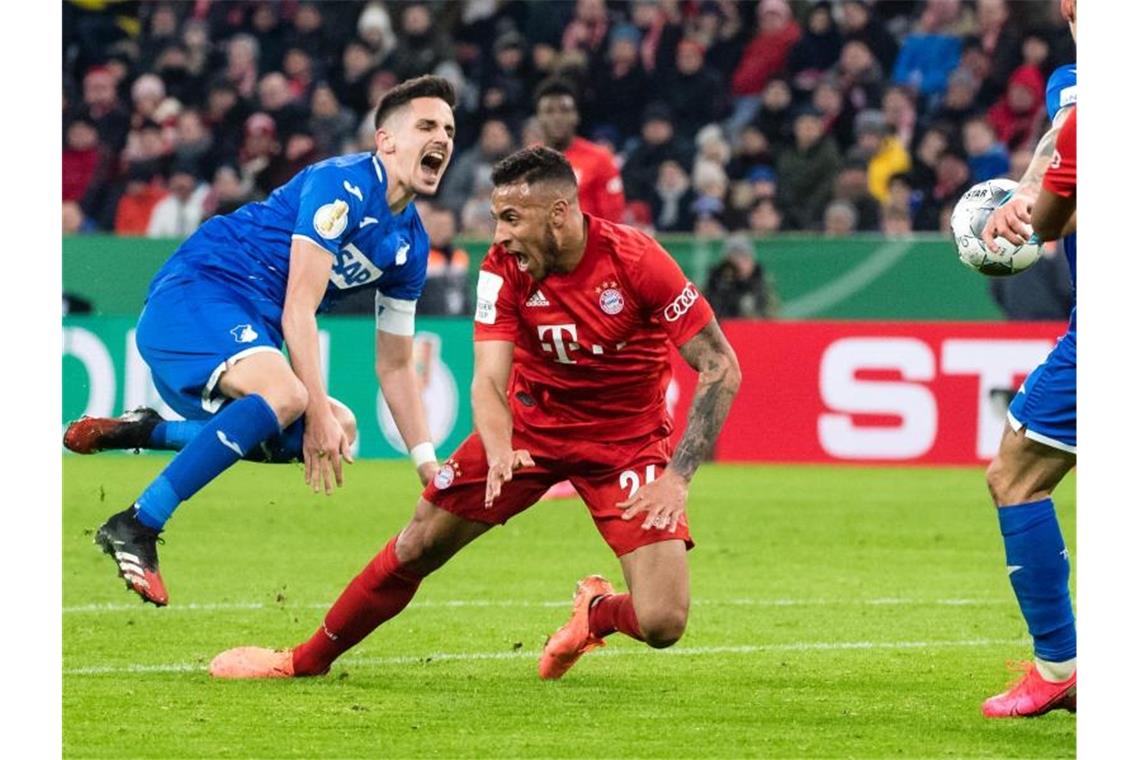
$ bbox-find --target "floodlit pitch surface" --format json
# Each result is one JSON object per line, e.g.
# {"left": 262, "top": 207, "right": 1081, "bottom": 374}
{"left": 63, "top": 458, "right": 1075, "bottom": 758}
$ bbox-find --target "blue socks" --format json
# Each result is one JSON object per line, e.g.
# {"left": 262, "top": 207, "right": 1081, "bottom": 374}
{"left": 148, "top": 418, "right": 305, "bottom": 463}
{"left": 997, "top": 498, "right": 1077, "bottom": 663}
{"left": 134, "top": 394, "right": 282, "bottom": 530}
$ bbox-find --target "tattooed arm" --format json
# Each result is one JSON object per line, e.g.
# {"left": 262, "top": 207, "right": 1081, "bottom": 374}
{"left": 982, "top": 106, "right": 1074, "bottom": 251}
{"left": 670, "top": 320, "right": 743, "bottom": 480}
{"left": 617, "top": 319, "right": 742, "bottom": 531}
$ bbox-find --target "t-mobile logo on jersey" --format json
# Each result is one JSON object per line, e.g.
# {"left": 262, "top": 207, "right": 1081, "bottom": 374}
{"left": 537, "top": 323, "right": 580, "bottom": 364}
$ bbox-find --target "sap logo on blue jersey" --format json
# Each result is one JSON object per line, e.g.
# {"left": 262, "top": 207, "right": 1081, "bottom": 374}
{"left": 230, "top": 324, "right": 259, "bottom": 343}
{"left": 330, "top": 243, "right": 383, "bottom": 289}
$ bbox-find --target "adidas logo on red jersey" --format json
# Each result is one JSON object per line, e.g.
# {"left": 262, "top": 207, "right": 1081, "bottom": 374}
{"left": 525, "top": 290, "right": 550, "bottom": 307}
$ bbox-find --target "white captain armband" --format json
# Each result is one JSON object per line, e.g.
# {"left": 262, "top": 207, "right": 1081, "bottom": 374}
{"left": 375, "top": 292, "right": 417, "bottom": 336}
{"left": 410, "top": 441, "right": 437, "bottom": 468}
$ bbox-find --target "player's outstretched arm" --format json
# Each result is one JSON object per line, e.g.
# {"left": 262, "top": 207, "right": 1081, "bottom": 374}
{"left": 284, "top": 237, "right": 353, "bottom": 495}
{"left": 618, "top": 319, "right": 741, "bottom": 531}
{"left": 982, "top": 105, "right": 1073, "bottom": 251}
{"left": 472, "top": 340, "right": 533, "bottom": 507}
{"left": 375, "top": 328, "right": 437, "bottom": 485}
{"left": 1030, "top": 188, "right": 1075, "bottom": 242}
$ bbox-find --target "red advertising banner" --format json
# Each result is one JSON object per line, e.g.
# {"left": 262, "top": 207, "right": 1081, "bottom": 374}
{"left": 668, "top": 320, "right": 1070, "bottom": 465}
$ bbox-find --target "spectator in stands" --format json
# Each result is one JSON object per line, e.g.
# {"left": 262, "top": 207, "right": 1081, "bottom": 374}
{"left": 958, "top": 39, "right": 999, "bottom": 105}
{"left": 563, "top": 0, "right": 612, "bottom": 64}
{"left": 931, "top": 67, "right": 981, "bottom": 125}
{"left": 692, "top": 159, "right": 729, "bottom": 212}
{"left": 750, "top": 77, "right": 795, "bottom": 155}
{"left": 748, "top": 197, "right": 784, "bottom": 236}
{"left": 989, "top": 244, "right": 1074, "bottom": 321}
{"left": 839, "top": 0, "right": 898, "bottom": 72}
{"left": 705, "top": 233, "right": 774, "bottom": 318}
{"left": 203, "top": 80, "right": 249, "bottom": 165}
{"left": 831, "top": 160, "right": 880, "bottom": 231}
{"left": 777, "top": 107, "right": 842, "bottom": 230}
{"left": 656, "top": 39, "right": 729, "bottom": 143}
{"left": 882, "top": 85, "right": 918, "bottom": 150}
{"left": 180, "top": 19, "right": 216, "bottom": 84}
{"left": 356, "top": 2, "right": 398, "bottom": 61}
{"left": 477, "top": 30, "right": 532, "bottom": 131}
{"left": 589, "top": 24, "right": 649, "bottom": 145}
{"left": 130, "top": 73, "right": 168, "bottom": 129}
{"left": 257, "top": 72, "right": 309, "bottom": 140}
{"left": 63, "top": 114, "right": 106, "bottom": 203}
{"left": 283, "top": 47, "right": 317, "bottom": 103}
{"left": 114, "top": 162, "right": 168, "bottom": 236}
{"left": 972, "top": 0, "right": 1022, "bottom": 107}
{"left": 830, "top": 40, "right": 885, "bottom": 134}
{"left": 621, "top": 102, "right": 693, "bottom": 204}
{"left": 746, "top": 165, "right": 778, "bottom": 202}
{"left": 459, "top": 165, "right": 496, "bottom": 238}
{"left": 389, "top": 3, "right": 450, "bottom": 81}
{"left": 288, "top": 2, "right": 335, "bottom": 62}
{"left": 238, "top": 113, "right": 281, "bottom": 199}
{"left": 139, "top": 3, "right": 180, "bottom": 71}
{"left": 787, "top": 2, "right": 843, "bottom": 98}
{"left": 154, "top": 42, "right": 206, "bottom": 110}
{"left": 1007, "top": 146, "right": 1033, "bottom": 181}
{"left": 886, "top": 172, "right": 919, "bottom": 219}
{"left": 63, "top": 201, "right": 99, "bottom": 235}
{"left": 418, "top": 203, "right": 471, "bottom": 317}
{"left": 881, "top": 205, "right": 914, "bottom": 238}
{"left": 812, "top": 78, "right": 852, "bottom": 150}
{"left": 208, "top": 164, "right": 249, "bottom": 218}
{"left": 122, "top": 119, "right": 172, "bottom": 176}
{"left": 690, "top": 0, "right": 749, "bottom": 84}
{"left": 726, "top": 125, "right": 774, "bottom": 181}
{"left": 986, "top": 63, "right": 1045, "bottom": 152}
{"left": 730, "top": 0, "right": 801, "bottom": 132}
{"left": 908, "top": 125, "right": 950, "bottom": 195}
{"left": 850, "top": 109, "right": 911, "bottom": 203}
{"left": 171, "top": 108, "right": 220, "bottom": 180}
{"left": 330, "top": 38, "right": 378, "bottom": 117}
{"left": 823, "top": 200, "right": 858, "bottom": 236}
{"left": 80, "top": 65, "right": 130, "bottom": 153}
{"left": 534, "top": 78, "right": 625, "bottom": 222}
{"left": 892, "top": 0, "right": 963, "bottom": 101}
{"left": 224, "top": 34, "right": 260, "bottom": 99}
{"left": 963, "top": 116, "right": 1010, "bottom": 181}
{"left": 914, "top": 149, "right": 970, "bottom": 231}
{"left": 651, "top": 160, "right": 697, "bottom": 233}
{"left": 309, "top": 83, "right": 356, "bottom": 158}
{"left": 147, "top": 163, "right": 210, "bottom": 238}
{"left": 437, "top": 118, "right": 515, "bottom": 216}
{"left": 250, "top": 3, "right": 288, "bottom": 72}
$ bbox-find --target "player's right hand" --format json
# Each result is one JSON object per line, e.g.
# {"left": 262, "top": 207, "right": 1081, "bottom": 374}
{"left": 484, "top": 449, "right": 534, "bottom": 508}
{"left": 982, "top": 193, "right": 1034, "bottom": 251}
{"left": 303, "top": 407, "right": 354, "bottom": 496}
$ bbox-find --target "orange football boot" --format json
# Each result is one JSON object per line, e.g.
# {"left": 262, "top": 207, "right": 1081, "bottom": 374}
{"left": 982, "top": 662, "right": 1076, "bottom": 718}
{"left": 209, "top": 647, "right": 296, "bottom": 679}
{"left": 538, "top": 574, "right": 615, "bottom": 680}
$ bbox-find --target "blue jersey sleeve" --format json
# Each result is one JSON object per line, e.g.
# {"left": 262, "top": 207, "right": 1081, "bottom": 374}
{"left": 377, "top": 225, "right": 430, "bottom": 302}
{"left": 1046, "top": 65, "right": 1076, "bottom": 122}
{"left": 292, "top": 164, "right": 368, "bottom": 255}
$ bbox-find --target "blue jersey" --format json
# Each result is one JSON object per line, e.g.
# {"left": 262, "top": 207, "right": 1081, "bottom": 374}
{"left": 150, "top": 152, "right": 429, "bottom": 321}
{"left": 1045, "top": 65, "right": 1076, "bottom": 122}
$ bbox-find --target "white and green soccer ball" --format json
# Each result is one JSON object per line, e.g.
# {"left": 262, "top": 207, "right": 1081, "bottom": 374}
{"left": 951, "top": 178, "right": 1043, "bottom": 277}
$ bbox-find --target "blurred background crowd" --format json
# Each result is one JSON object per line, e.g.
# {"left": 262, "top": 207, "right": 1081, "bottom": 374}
{"left": 62, "top": 0, "right": 1075, "bottom": 318}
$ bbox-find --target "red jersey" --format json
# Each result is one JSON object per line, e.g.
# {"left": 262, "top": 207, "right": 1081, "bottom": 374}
{"left": 563, "top": 137, "right": 626, "bottom": 223}
{"left": 1042, "top": 106, "right": 1076, "bottom": 198}
{"left": 474, "top": 214, "right": 713, "bottom": 441}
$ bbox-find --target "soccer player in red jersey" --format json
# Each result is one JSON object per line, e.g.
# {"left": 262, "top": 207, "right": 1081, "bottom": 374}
{"left": 209, "top": 146, "right": 741, "bottom": 680}
{"left": 535, "top": 78, "right": 626, "bottom": 223}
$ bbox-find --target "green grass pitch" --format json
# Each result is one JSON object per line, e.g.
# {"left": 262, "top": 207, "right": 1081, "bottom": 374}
{"left": 63, "top": 457, "right": 1075, "bottom": 758}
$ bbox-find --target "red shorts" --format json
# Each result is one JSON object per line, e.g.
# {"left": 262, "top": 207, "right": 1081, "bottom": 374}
{"left": 422, "top": 427, "right": 694, "bottom": 557}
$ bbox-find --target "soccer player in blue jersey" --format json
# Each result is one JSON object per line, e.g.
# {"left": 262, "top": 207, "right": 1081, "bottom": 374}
{"left": 66, "top": 75, "right": 457, "bottom": 607}
{"left": 977, "top": 0, "right": 1077, "bottom": 719}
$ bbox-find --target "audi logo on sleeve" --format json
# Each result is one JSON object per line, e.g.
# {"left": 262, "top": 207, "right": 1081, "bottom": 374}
{"left": 663, "top": 283, "right": 700, "bottom": 322}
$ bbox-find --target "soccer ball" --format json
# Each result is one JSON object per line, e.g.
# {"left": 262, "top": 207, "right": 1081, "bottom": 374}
{"left": 951, "top": 178, "right": 1042, "bottom": 277}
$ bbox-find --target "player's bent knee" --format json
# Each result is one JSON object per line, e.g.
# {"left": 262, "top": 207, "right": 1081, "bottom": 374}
{"left": 640, "top": 607, "right": 688, "bottom": 649}
{"left": 266, "top": 379, "right": 309, "bottom": 426}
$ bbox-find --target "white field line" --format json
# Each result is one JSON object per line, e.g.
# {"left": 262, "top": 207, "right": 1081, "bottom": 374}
{"left": 64, "top": 637, "right": 1027, "bottom": 676}
{"left": 62, "top": 597, "right": 1009, "bottom": 614}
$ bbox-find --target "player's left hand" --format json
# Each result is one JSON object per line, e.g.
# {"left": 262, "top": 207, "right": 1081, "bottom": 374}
{"left": 617, "top": 469, "right": 689, "bottom": 532}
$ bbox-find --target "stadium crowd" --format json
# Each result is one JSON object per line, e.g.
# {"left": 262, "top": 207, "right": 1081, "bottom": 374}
{"left": 63, "top": 0, "right": 1073, "bottom": 243}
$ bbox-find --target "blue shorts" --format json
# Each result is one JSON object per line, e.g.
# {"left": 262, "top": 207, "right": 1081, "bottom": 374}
{"left": 135, "top": 275, "right": 284, "bottom": 420}
{"left": 1007, "top": 330, "right": 1076, "bottom": 453}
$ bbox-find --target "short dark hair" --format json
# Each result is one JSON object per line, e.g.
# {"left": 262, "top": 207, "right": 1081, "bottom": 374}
{"left": 534, "top": 77, "right": 579, "bottom": 109}
{"left": 491, "top": 146, "right": 578, "bottom": 190}
{"left": 374, "top": 75, "right": 456, "bottom": 129}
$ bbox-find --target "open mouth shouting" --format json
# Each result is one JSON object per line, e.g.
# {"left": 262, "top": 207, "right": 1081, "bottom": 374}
{"left": 419, "top": 146, "right": 448, "bottom": 183}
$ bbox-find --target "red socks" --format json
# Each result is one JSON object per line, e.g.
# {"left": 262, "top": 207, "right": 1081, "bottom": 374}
{"left": 292, "top": 536, "right": 422, "bottom": 675}
{"left": 587, "top": 593, "right": 644, "bottom": 641}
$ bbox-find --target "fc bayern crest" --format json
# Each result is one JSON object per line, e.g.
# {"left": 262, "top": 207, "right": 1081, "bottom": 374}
{"left": 433, "top": 463, "right": 457, "bottom": 490}
{"left": 599, "top": 288, "right": 624, "bottom": 315}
